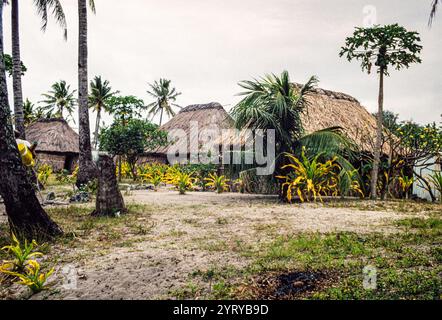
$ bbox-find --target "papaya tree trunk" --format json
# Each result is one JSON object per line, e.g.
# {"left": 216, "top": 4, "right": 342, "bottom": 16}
{"left": 77, "top": 0, "right": 96, "bottom": 187}
{"left": 92, "top": 154, "right": 126, "bottom": 217}
{"left": 370, "top": 67, "right": 384, "bottom": 200}
{"left": 0, "top": 3, "right": 62, "bottom": 240}
{"left": 11, "top": 0, "right": 25, "bottom": 139}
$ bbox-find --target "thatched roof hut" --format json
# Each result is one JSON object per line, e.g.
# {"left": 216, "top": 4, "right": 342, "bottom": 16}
{"left": 148, "top": 102, "right": 234, "bottom": 159}
{"left": 220, "top": 84, "right": 382, "bottom": 154}
{"left": 296, "top": 84, "right": 381, "bottom": 153}
{"left": 26, "top": 118, "right": 79, "bottom": 171}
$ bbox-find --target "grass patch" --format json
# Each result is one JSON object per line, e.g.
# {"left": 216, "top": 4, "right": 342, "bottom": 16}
{"left": 235, "top": 216, "right": 442, "bottom": 300}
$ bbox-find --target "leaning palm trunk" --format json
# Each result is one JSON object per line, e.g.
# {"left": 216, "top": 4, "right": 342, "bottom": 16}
{"left": 11, "top": 0, "right": 25, "bottom": 139}
{"left": 76, "top": 0, "right": 96, "bottom": 187}
{"left": 0, "top": 2, "right": 62, "bottom": 240}
{"left": 93, "top": 107, "right": 101, "bottom": 149}
{"left": 370, "top": 68, "right": 385, "bottom": 199}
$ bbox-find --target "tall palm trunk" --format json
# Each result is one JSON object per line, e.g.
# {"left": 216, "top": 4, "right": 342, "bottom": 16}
{"left": 0, "top": 3, "right": 62, "bottom": 240}
{"left": 11, "top": 0, "right": 25, "bottom": 139}
{"left": 93, "top": 107, "right": 101, "bottom": 149}
{"left": 370, "top": 67, "right": 385, "bottom": 200}
{"left": 76, "top": 0, "right": 96, "bottom": 187}
{"left": 159, "top": 107, "right": 164, "bottom": 126}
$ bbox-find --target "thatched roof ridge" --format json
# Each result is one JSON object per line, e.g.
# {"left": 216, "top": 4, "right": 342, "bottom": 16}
{"left": 26, "top": 118, "right": 79, "bottom": 154}
{"left": 293, "top": 83, "right": 359, "bottom": 103}
{"left": 179, "top": 102, "right": 224, "bottom": 113}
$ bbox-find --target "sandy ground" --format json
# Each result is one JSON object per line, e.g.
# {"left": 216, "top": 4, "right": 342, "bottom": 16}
{"left": 0, "top": 190, "right": 428, "bottom": 300}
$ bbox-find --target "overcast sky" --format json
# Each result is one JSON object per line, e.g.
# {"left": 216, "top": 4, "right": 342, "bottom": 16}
{"left": 2, "top": 0, "right": 442, "bottom": 130}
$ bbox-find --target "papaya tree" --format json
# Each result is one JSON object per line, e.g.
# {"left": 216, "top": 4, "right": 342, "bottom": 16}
{"left": 340, "top": 24, "right": 422, "bottom": 199}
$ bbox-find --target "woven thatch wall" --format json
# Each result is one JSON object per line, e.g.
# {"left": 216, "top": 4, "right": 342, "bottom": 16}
{"left": 152, "top": 102, "right": 235, "bottom": 156}
{"left": 37, "top": 153, "right": 66, "bottom": 171}
{"left": 26, "top": 118, "right": 79, "bottom": 154}
{"left": 137, "top": 154, "right": 168, "bottom": 165}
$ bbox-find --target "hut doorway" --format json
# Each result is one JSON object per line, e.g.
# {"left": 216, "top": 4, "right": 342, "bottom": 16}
{"left": 64, "top": 154, "right": 77, "bottom": 172}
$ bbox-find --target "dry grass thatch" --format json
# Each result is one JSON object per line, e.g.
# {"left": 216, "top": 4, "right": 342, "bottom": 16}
{"left": 26, "top": 118, "right": 79, "bottom": 154}
{"left": 152, "top": 102, "right": 234, "bottom": 154}
{"left": 296, "top": 84, "right": 382, "bottom": 153}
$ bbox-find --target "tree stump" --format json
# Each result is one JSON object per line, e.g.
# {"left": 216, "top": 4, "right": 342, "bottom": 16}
{"left": 92, "top": 154, "right": 126, "bottom": 217}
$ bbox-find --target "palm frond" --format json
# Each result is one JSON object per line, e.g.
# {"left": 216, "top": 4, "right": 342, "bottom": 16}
{"left": 429, "top": 0, "right": 440, "bottom": 26}
{"left": 33, "top": 0, "right": 67, "bottom": 39}
{"left": 298, "top": 127, "right": 358, "bottom": 161}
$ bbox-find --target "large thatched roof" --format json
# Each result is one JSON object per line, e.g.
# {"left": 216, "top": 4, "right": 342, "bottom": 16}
{"left": 296, "top": 84, "right": 381, "bottom": 153}
{"left": 153, "top": 102, "right": 234, "bottom": 154}
{"left": 26, "top": 118, "right": 79, "bottom": 154}
{"left": 219, "top": 85, "right": 382, "bottom": 153}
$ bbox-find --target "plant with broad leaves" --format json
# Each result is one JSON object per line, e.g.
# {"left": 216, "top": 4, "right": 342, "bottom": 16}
{"left": 1, "top": 260, "right": 54, "bottom": 293}
{"left": 1, "top": 234, "right": 43, "bottom": 272}
{"left": 277, "top": 149, "right": 340, "bottom": 203}
{"left": 205, "top": 173, "right": 230, "bottom": 194}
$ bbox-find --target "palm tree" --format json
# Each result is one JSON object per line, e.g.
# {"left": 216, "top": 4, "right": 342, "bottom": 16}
{"left": 76, "top": 0, "right": 97, "bottom": 187}
{"left": 10, "top": 0, "right": 67, "bottom": 139}
{"left": 0, "top": 1, "right": 62, "bottom": 240}
{"left": 23, "top": 98, "right": 36, "bottom": 126}
{"left": 430, "top": 0, "right": 440, "bottom": 25}
{"left": 40, "top": 80, "right": 77, "bottom": 121}
{"left": 231, "top": 71, "right": 358, "bottom": 200}
{"left": 89, "top": 76, "right": 117, "bottom": 149}
{"left": 147, "top": 78, "right": 181, "bottom": 126}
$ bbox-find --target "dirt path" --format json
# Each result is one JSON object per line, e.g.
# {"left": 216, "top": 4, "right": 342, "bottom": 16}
{"left": 0, "top": 190, "right": 428, "bottom": 300}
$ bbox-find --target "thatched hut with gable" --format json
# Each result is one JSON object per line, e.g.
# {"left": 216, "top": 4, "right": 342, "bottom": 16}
{"left": 141, "top": 102, "right": 235, "bottom": 164}
{"left": 25, "top": 118, "right": 79, "bottom": 172}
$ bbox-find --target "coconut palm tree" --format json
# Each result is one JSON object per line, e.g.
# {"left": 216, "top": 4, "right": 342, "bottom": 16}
{"left": 89, "top": 76, "right": 118, "bottom": 149}
{"left": 76, "top": 0, "right": 97, "bottom": 187}
{"left": 0, "top": 1, "right": 62, "bottom": 240}
{"left": 430, "top": 0, "right": 440, "bottom": 25}
{"left": 10, "top": 0, "right": 67, "bottom": 139}
{"left": 40, "top": 80, "right": 77, "bottom": 121}
{"left": 23, "top": 98, "right": 36, "bottom": 126}
{"left": 147, "top": 78, "right": 181, "bottom": 126}
{"left": 231, "top": 71, "right": 358, "bottom": 200}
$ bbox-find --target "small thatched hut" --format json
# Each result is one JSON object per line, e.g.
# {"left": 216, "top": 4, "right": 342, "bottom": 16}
{"left": 141, "top": 102, "right": 234, "bottom": 163}
{"left": 26, "top": 118, "right": 79, "bottom": 172}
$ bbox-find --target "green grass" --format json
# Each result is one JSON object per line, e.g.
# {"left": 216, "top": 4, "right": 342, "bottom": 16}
{"left": 184, "top": 214, "right": 442, "bottom": 300}
{"left": 230, "top": 215, "right": 442, "bottom": 300}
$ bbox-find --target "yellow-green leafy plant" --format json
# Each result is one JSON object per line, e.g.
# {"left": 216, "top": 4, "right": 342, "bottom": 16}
{"left": 276, "top": 150, "right": 339, "bottom": 203}
{"left": 2, "top": 260, "right": 54, "bottom": 293}
{"left": 37, "top": 164, "right": 52, "bottom": 187}
{"left": 398, "top": 172, "right": 414, "bottom": 199}
{"left": 1, "top": 233, "right": 43, "bottom": 271}
{"left": 138, "top": 163, "right": 168, "bottom": 190}
{"left": 165, "top": 170, "right": 196, "bottom": 195}
{"left": 204, "top": 173, "right": 230, "bottom": 194}
{"left": 231, "top": 178, "right": 244, "bottom": 193}
{"left": 427, "top": 172, "right": 442, "bottom": 203}
{"left": 116, "top": 161, "right": 133, "bottom": 180}
{"left": 338, "top": 169, "right": 364, "bottom": 198}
